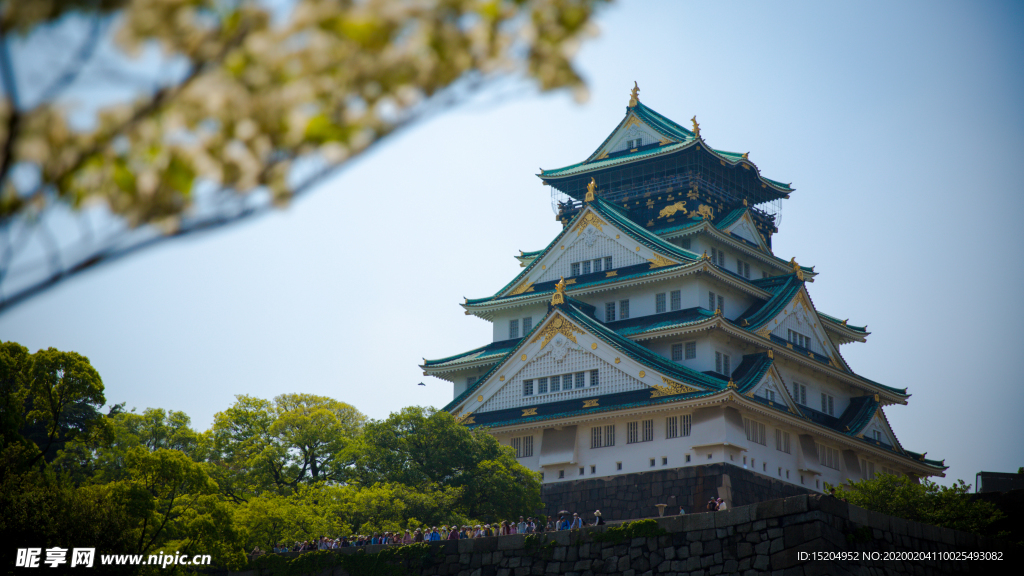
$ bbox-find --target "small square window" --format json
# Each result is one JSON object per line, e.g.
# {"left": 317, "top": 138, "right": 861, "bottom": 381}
{"left": 685, "top": 454, "right": 691, "bottom": 463}
{"left": 708, "top": 453, "right": 713, "bottom": 460}
{"left": 559, "top": 470, "right": 565, "bottom": 479}
{"left": 579, "top": 467, "right": 584, "bottom": 476}
{"left": 662, "top": 457, "right": 668, "bottom": 466}
{"left": 616, "top": 462, "right": 622, "bottom": 471}
{"left": 590, "top": 465, "right": 596, "bottom": 474}
{"left": 650, "top": 458, "right": 655, "bottom": 467}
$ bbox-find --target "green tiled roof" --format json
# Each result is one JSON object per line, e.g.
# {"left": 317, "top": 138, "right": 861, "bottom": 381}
{"left": 539, "top": 101, "right": 793, "bottom": 194}
{"left": 423, "top": 337, "right": 522, "bottom": 368}
{"left": 818, "top": 312, "right": 868, "bottom": 333}
{"left": 715, "top": 207, "right": 748, "bottom": 231}
{"left": 737, "top": 274, "right": 804, "bottom": 331}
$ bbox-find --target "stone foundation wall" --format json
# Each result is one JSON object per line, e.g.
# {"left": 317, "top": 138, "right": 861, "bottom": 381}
{"left": 229, "top": 494, "right": 1013, "bottom": 576}
{"left": 539, "top": 463, "right": 813, "bottom": 521}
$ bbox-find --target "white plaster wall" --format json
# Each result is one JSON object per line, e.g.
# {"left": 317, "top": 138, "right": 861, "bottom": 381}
{"left": 536, "top": 231, "right": 646, "bottom": 284}
{"left": 477, "top": 348, "right": 647, "bottom": 413}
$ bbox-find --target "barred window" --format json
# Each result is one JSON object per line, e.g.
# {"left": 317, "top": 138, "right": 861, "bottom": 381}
{"left": 656, "top": 293, "right": 666, "bottom": 313}
{"left": 818, "top": 444, "right": 840, "bottom": 470}
{"left": 643, "top": 419, "right": 653, "bottom": 442}
{"left": 593, "top": 258, "right": 602, "bottom": 273}
{"left": 715, "top": 351, "right": 731, "bottom": 376}
{"left": 522, "top": 317, "right": 533, "bottom": 333}
{"left": 550, "top": 375, "right": 560, "bottom": 392}
{"left": 670, "top": 290, "right": 681, "bottom": 311}
{"left": 575, "top": 372, "right": 585, "bottom": 389}
{"left": 737, "top": 259, "right": 750, "bottom": 279}
{"left": 592, "top": 425, "right": 614, "bottom": 448}
{"left": 775, "top": 429, "right": 791, "bottom": 454}
{"left": 523, "top": 380, "right": 534, "bottom": 396}
{"left": 788, "top": 329, "right": 810, "bottom": 349}
{"left": 627, "top": 420, "right": 653, "bottom": 444}
{"left": 793, "top": 383, "right": 807, "bottom": 405}
{"left": 509, "top": 319, "right": 519, "bottom": 339}
{"left": 667, "top": 416, "right": 690, "bottom": 439}
{"left": 619, "top": 299, "right": 630, "bottom": 319}
{"left": 590, "top": 369, "right": 599, "bottom": 387}
{"left": 538, "top": 377, "right": 548, "bottom": 394}
{"left": 604, "top": 256, "right": 613, "bottom": 270}
{"left": 685, "top": 341, "right": 696, "bottom": 360}
{"left": 671, "top": 343, "right": 683, "bottom": 362}
{"left": 743, "top": 418, "right": 766, "bottom": 445}
{"left": 626, "top": 421, "right": 639, "bottom": 444}
{"left": 820, "top": 393, "right": 835, "bottom": 416}
{"left": 605, "top": 302, "right": 616, "bottom": 322}
{"left": 511, "top": 436, "right": 533, "bottom": 458}
{"left": 582, "top": 261, "right": 591, "bottom": 275}
{"left": 571, "top": 262, "right": 580, "bottom": 277}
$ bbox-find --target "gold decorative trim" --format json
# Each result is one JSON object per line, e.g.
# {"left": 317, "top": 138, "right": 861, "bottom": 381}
{"left": 530, "top": 314, "right": 584, "bottom": 350}
{"left": 477, "top": 395, "right": 483, "bottom": 402}
{"left": 651, "top": 376, "right": 700, "bottom": 398}
{"left": 694, "top": 204, "right": 714, "bottom": 220}
{"left": 583, "top": 399, "right": 599, "bottom": 408}
{"left": 635, "top": 247, "right": 640, "bottom": 251}
{"left": 756, "top": 327, "right": 771, "bottom": 338}
{"left": 565, "top": 278, "right": 576, "bottom": 285}
{"left": 585, "top": 177, "right": 597, "bottom": 202}
{"left": 590, "top": 343, "right": 597, "bottom": 350}
{"left": 521, "top": 354, "right": 527, "bottom": 361}
{"left": 499, "top": 376, "right": 505, "bottom": 381}
{"left": 767, "top": 349, "right": 774, "bottom": 359}
{"left": 551, "top": 277, "right": 566, "bottom": 305}
{"left": 606, "top": 271, "right": 617, "bottom": 277}
{"left": 456, "top": 413, "right": 475, "bottom": 425}
{"left": 628, "top": 81, "right": 640, "bottom": 107}
{"left": 658, "top": 201, "right": 687, "bottom": 219}
{"left": 727, "top": 380, "right": 737, "bottom": 389}
{"left": 639, "top": 370, "right": 646, "bottom": 378}
{"left": 509, "top": 279, "right": 535, "bottom": 296}
{"left": 572, "top": 212, "right": 606, "bottom": 236}
{"left": 614, "top": 357, "right": 620, "bottom": 364}
{"left": 647, "top": 254, "right": 676, "bottom": 269}
{"left": 691, "top": 116, "right": 700, "bottom": 137}
{"left": 522, "top": 408, "right": 538, "bottom": 417}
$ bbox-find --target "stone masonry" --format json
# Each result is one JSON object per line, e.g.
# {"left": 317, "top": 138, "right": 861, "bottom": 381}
{"left": 228, "top": 493, "right": 1014, "bottom": 576}
{"left": 540, "top": 462, "right": 813, "bottom": 521}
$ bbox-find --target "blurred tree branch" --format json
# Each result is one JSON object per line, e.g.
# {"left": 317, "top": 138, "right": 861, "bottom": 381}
{"left": 0, "top": 0, "right": 606, "bottom": 313}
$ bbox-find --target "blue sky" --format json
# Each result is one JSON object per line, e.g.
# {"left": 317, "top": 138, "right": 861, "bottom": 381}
{"left": 2, "top": 0, "right": 1022, "bottom": 487}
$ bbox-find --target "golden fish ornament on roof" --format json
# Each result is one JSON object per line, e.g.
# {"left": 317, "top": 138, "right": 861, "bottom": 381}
{"left": 691, "top": 116, "right": 700, "bottom": 137}
{"left": 551, "top": 277, "right": 567, "bottom": 305}
{"left": 628, "top": 81, "right": 639, "bottom": 107}
{"left": 585, "top": 177, "right": 597, "bottom": 202}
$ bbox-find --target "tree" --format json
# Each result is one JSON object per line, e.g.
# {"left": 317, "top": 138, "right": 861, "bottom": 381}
{"left": 833, "top": 473, "right": 1004, "bottom": 536}
{"left": 356, "top": 406, "right": 541, "bottom": 521}
{"left": 0, "top": 343, "right": 112, "bottom": 468}
{"left": 211, "top": 393, "right": 366, "bottom": 494}
{"left": 0, "top": 0, "right": 608, "bottom": 313}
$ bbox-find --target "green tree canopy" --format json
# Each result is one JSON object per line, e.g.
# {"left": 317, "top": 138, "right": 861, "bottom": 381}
{"left": 356, "top": 406, "right": 541, "bottom": 521}
{"left": 211, "top": 393, "right": 366, "bottom": 494}
{"left": 833, "top": 473, "right": 1004, "bottom": 536}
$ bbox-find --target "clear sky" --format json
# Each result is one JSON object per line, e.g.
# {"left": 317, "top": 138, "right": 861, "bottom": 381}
{"left": 2, "top": 0, "right": 1022, "bottom": 487}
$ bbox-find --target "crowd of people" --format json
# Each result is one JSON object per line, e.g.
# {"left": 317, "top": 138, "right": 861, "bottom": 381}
{"left": 250, "top": 500, "right": 739, "bottom": 557}
{"left": 250, "top": 511, "right": 610, "bottom": 556}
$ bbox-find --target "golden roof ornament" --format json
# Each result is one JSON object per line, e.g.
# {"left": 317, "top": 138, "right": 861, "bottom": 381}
{"left": 691, "top": 116, "right": 701, "bottom": 138}
{"left": 742, "top": 152, "right": 749, "bottom": 160}
{"left": 551, "top": 277, "right": 566, "bottom": 305}
{"left": 585, "top": 177, "right": 597, "bottom": 202}
{"left": 727, "top": 379, "right": 737, "bottom": 389}
{"left": 628, "top": 81, "right": 639, "bottom": 108}
{"left": 790, "top": 257, "right": 804, "bottom": 281}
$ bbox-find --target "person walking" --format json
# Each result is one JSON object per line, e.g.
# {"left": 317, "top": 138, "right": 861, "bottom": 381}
{"left": 716, "top": 497, "right": 727, "bottom": 511}
{"left": 706, "top": 497, "right": 719, "bottom": 512}
{"left": 569, "top": 513, "right": 583, "bottom": 530}
{"left": 593, "top": 510, "right": 605, "bottom": 526}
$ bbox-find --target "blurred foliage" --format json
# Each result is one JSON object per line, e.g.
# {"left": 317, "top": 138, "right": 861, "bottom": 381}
{"left": 0, "top": 340, "right": 544, "bottom": 573}
{"left": 830, "top": 473, "right": 1005, "bottom": 536}
{"left": 0, "top": 0, "right": 606, "bottom": 227}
